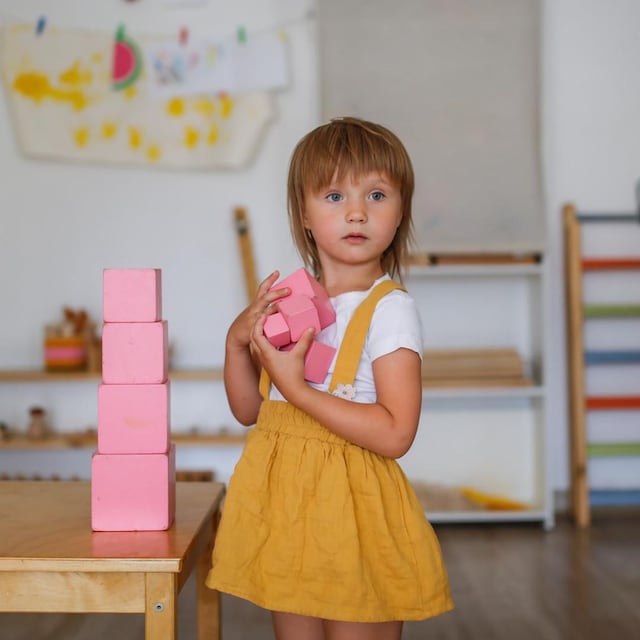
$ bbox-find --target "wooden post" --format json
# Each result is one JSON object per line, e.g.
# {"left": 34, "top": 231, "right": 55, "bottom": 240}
{"left": 563, "top": 203, "right": 590, "bottom": 527}
{"left": 233, "top": 207, "right": 258, "bottom": 303}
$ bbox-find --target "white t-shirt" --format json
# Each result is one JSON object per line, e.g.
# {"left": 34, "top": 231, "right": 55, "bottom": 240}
{"left": 269, "top": 275, "right": 423, "bottom": 404}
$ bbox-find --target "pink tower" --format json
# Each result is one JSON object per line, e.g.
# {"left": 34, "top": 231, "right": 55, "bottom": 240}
{"left": 91, "top": 268, "right": 176, "bottom": 531}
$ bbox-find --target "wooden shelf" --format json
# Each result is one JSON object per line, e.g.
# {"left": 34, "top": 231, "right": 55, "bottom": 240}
{"left": 409, "top": 263, "right": 543, "bottom": 278}
{"left": 0, "top": 369, "right": 224, "bottom": 382}
{"left": 0, "top": 431, "right": 247, "bottom": 450}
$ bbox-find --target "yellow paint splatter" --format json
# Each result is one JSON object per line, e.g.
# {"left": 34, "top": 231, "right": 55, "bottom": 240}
{"left": 91, "top": 53, "right": 103, "bottom": 65}
{"left": 147, "top": 145, "right": 162, "bottom": 162}
{"left": 13, "top": 71, "right": 88, "bottom": 111}
{"left": 219, "top": 94, "right": 234, "bottom": 119}
{"left": 59, "top": 60, "right": 93, "bottom": 87}
{"left": 193, "top": 97, "right": 215, "bottom": 118}
{"left": 166, "top": 98, "right": 186, "bottom": 117}
{"left": 74, "top": 127, "right": 90, "bottom": 147}
{"left": 207, "top": 124, "right": 219, "bottom": 146}
{"left": 124, "top": 85, "right": 137, "bottom": 100}
{"left": 101, "top": 121, "right": 117, "bottom": 140}
{"left": 184, "top": 126, "right": 200, "bottom": 149}
{"left": 128, "top": 127, "right": 143, "bottom": 150}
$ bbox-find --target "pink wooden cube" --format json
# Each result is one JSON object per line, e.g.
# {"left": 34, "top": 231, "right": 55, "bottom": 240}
{"left": 102, "top": 320, "right": 168, "bottom": 384}
{"left": 282, "top": 339, "right": 336, "bottom": 383}
{"left": 98, "top": 382, "right": 170, "bottom": 454}
{"left": 264, "top": 312, "right": 291, "bottom": 347}
{"left": 91, "top": 445, "right": 176, "bottom": 531}
{"left": 273, "top": 268, "right": 336, "bottom": 328}
{"left": 277, "top": 295, "right": 320, "bottom": 342}
{"left": 103, "top": 269, "right": 162, "bottom": 323}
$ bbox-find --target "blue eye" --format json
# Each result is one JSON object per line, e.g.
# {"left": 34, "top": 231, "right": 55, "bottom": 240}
{"left": 370, "top": 191, "right": 385, "bottom": 201}
{"left": 327, "top": 192, "right": 342, "bottom": 202}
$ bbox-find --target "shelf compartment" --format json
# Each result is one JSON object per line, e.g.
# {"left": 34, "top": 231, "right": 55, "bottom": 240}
{"left": 584, "top": 350, "right": 640, "bottom": 365}
{"left": 586, "top": 396, "right": 640, "bottom": 410}
{"left": 584, "top": 304, "right": 640, "bottom": 318}
{"left": 589, "top": 489, "right": 640, "bottom": 506}
{"left": 587, "top": 442, "right": 640, "bottom": 457}
{"left": 581, "top": 258, "right": 640, "bottom": 271}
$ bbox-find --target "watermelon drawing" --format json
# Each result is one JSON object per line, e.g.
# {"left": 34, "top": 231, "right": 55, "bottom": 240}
{"left": 112, "top": 24, "right": 142, "bottom": 90}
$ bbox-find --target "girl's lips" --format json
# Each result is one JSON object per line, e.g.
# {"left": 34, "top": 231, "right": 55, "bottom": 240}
{"left": 344, "top": 233, "right": 367, "bottom": 244}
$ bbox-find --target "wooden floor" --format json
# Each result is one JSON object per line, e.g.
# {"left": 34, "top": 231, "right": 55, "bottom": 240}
{"left": 2, "top": 511, "right": 639, "bottom": 639}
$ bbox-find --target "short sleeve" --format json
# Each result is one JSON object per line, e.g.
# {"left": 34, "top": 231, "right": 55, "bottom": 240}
{"left": 366, "top": 290, "right": 424, "bottom": 362}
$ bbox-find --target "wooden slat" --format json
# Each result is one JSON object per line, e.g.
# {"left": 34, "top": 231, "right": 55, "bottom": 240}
{"left": 563, "top": 203, "right": 590, "bottom": 527}
{"left": 586, "top": 396, "right": 640, "bottom": 410}
{"left": 582, "top": 258, "right": 640, "bottom": 271}
{"left": 233, "top": 207, "right": 258, "bottom": 303}
{"left": 587, "top": 442, "right": 640, "bottom": 457}
{"left": 576, "top": 212, "right": 640, "bottom": 223}
{"left": 584, "top": 350, "right": 640, "bottom": 365}
{"left": 584, "top": 304, "right": 640, "bottom": 318}
{"left": 589, "top": 489, "right": 640, "bottom": 506}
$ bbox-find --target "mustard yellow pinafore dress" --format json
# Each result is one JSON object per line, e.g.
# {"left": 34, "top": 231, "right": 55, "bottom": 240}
{"left": 206, "top": 280, "right": 453, "bottom": 622}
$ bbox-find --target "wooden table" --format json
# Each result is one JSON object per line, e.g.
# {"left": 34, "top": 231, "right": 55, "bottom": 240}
{"left": 0, "top": 481, "right": 225, "bottom": 639}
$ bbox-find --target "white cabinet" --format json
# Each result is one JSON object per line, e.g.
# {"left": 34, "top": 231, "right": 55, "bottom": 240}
{"left": 400, "top": 261, "right": 553, "bottom": 529}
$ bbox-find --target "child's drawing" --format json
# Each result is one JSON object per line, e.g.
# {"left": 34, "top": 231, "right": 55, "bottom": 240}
{"left": 1, "top": 25, "right": 276, "bottom": 169}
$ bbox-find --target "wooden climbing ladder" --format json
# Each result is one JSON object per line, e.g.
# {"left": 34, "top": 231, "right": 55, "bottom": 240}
{"left": 563, "top": 203, "right": 640, "bottom": 526}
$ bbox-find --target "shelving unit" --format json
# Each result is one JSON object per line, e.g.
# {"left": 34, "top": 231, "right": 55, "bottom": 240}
{"left": 1, "top": 262, "right": 553, "bottom": 528}
{"left": 563, "top": 203, "right": 640, "bottom": 527}
{"left": 404, "top": 260, "right": 552, "bottom": 529}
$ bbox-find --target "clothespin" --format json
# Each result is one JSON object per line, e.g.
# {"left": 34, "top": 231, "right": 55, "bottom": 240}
{"left": 179, "top": 26, "right": 189, "bottom": 47}
{"left": 236, "top": 25, "right": 247, "bottom": 44}
{"left": 35, "top": 16, "right": 47, "bottom": 36}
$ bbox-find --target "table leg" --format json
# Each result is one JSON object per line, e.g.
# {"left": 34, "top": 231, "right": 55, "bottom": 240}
{"left": 197, "top": 511, "right": 221, "bottom": 640}
{"left": 146, "top": 572, "right": 178, "bottom": 640}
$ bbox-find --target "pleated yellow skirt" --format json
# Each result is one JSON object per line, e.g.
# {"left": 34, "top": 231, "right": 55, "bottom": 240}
{"left": 206, "top": 400, "right": 453, "bottom": 622}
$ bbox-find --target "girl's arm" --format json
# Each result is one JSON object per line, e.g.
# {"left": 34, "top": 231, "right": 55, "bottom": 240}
{"left": 250, "top": 321, "right": 423, "bottom": 458}
{"left": 224, "top": 271, "right": 290, "bottom": 425}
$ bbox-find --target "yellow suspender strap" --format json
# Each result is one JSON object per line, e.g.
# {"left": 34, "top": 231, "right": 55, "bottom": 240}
{"left": 259, "top": 367, "right": 270, "bottom": 400}
{"left": 258, "top": 279, "right": 405, "bottom": 399}
{"left": 327, "top": 279, "right": 405, "bottom": 393}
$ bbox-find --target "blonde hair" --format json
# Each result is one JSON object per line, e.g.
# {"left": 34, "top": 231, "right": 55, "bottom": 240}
{"left": 287, "top": 117, "right": 415, "bottom": 281}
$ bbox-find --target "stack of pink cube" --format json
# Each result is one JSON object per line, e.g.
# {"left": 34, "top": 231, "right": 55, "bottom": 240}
{"left": 264, "top": 268, "right": 337, "bottom": 384}
{"left": 91, "top": 268, "right": 176, "bottom": 531}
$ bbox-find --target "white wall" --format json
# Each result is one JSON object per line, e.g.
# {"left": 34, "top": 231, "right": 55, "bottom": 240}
{"left": 1, "top": 0, "right": 639, "bottom": 493}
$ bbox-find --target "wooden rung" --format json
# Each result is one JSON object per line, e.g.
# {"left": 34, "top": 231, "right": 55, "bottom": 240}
{"left": 589, "top": 489, "right": 640, "bottom": 506}
{"left": 587, "top": 442, "right": 640, "bottom": 457}
{"left": 584, "top": 350, "right": 640, "bottom": 365}
{"left": 584, "top": 304, "right": 640, "bottom": 318}
{"left": 586, "top": 396, "right": 640, "bottom": 410}
{"left": 576, "top": 212, "right": 640, "bottom": 223}
{"left": 582, "top": 258, "right": 640, "bottom": 271}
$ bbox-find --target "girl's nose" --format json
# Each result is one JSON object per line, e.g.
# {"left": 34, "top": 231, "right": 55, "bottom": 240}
{"left": 346, "top": 202, "right": 367, "bottom": 222}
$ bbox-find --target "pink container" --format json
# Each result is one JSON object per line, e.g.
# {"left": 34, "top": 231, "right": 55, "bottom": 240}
{"left": 103, "top": 268, "right": 162, "bottom": 323}
{"left": 98, "top": 382, "right": 170, "bottom": 454}
{"left": 91, "top": 445, "right": 176, "bottom": 531}
{"left": 102, "top": 320, "right": 168, "bottom": 384}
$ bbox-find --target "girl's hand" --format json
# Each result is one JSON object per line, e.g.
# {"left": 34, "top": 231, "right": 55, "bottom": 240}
{"left": 250, "top": 314, "right": 315, "bottom": 399}
{"left": 226, "top": 271, "right": 290, "bottom": 352}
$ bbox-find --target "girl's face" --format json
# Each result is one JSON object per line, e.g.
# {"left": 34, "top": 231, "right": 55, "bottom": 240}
{"left": 302, "top": 171, "right": 402, "bottom": 280}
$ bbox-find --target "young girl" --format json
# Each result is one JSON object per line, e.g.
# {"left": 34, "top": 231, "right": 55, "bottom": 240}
{"left": 206, "top": 117, "right": 453, "bottom": 639}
